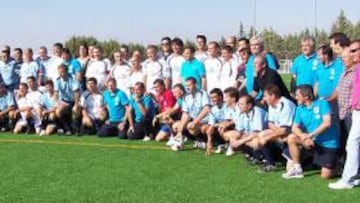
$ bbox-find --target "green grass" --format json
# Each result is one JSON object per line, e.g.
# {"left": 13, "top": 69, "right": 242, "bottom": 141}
{"left": 281, "top": 73, "right": 292, "bottom": 91}
{"left": 0, "top": 134, "right": 358, "bottom": 203}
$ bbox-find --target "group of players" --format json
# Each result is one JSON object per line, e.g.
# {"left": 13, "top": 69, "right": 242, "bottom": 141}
{"left": 1, "top": 32, "right": 360, "bottom": 189}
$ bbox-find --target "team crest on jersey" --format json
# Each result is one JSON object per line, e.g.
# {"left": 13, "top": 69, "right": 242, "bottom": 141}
{"left": 312, "top": 60, "right": 318, "bottom": 70}
{"left": 114, "top": 97, "right": 120, "bottom": 106}
{"left": 329, "top": 68, "right": 335, "bottom": 80}
{"left": 313, "top": 106, "right": 321, "bottom": 119}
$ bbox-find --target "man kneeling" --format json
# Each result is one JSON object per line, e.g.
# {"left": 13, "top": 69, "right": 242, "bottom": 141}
{"left": 227, "top": 95, "right": 268, "bottom": 158}
{"left": 97, "top": 78, "right": 130, "bottom": 138}
{"left": 282, "top": 85, "right": 339, "bottom": 179}
{"left": 80, "top": 77, "right": 106, "bottom": 135}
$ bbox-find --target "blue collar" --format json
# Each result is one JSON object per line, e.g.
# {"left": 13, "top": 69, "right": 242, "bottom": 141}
{"left": 303, "top": 52, "right": 316, "bottom": 60}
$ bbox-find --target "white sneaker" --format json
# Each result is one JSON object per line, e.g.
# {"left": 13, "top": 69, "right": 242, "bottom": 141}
{"left": 225, "top": 147, "right": 235, "bottom": 156}
{"left": 143, "top": 135, "right": 151, "bottom": 142}
{"left": 35, "top": 127, "right": 41, "bottom": 134}
{"left": 193, "top": 141, "right": 199, "bottom": 148}
{"left": 282, "top": 165, "right": 304, "bottom": 179}
{"left": 39, "top": 130, "right": 46, "bottom": 137}
{"left": 166, "top": 136, "right": 175, "bottom": 146}
{"left": 215, "top": 144, "right": 226, "bottom": 154}
{"left": 328, "top": 179, "right": 354, "bottom": 190}
{"left": 198, "top": 142, "right": 206, "bottom": 150}
{"left": 57, "top": 129, "right": 64, "bottom": 134}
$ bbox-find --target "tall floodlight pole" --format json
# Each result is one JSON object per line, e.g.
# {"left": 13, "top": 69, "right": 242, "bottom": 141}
{"left": 253, "top": 0, "right": 257, "bottom": 37}
{"left": 314, "top": 0, "right": 317, "bottom": 39}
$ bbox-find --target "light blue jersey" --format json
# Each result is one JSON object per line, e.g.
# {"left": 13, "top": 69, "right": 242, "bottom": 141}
{"left": 0, "top": 91, "right": 15, "bottom": 110}
{"left": 54, "top": 75, "right": 80, "bottom": 102}
{"left": 130, "top": 95, "right": 156, "bottom": 122}
{"left": 315, "top": 59, "right": 344, "bottom": 99}
{"left": 268, "top": 97, "right": 296, "bottom": 128}
{"left": 0, "top": 59, "right": 17, "bottom": 88}
{"left": 235, "top": 106, "right": 268, "bottom": 134}
{"left": 20, "top": 61, "right": 40, "bottom": 83}
{"left": 180, "top": 59, "right": 206, "bottom": 90}
{"left": 290, "top": 53, "right": 319, "bottom": 86}
{"left": 294, "top": 99, "right": 339, "bottom": 148}
{"left": 41, "top": 92, "right": 56, "bottom": 110}
{"left": 64, "top": 58, "right": 81, "bottom": 78}
{"left": 208, "top": 103, "right": 227, "bottom": 125}
{"left": 104, "top": 89, "right": 129, "bottom": 123}
{"left": 223, "top": 105, "right": 238, "bottom": 121}
{"left": 182, "top": 90, "right": 210, "bottom": 123}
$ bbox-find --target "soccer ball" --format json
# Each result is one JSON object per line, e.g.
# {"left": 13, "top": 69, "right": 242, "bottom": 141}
{"left": 170, "top": 133, "right": 184, "bottom": 151}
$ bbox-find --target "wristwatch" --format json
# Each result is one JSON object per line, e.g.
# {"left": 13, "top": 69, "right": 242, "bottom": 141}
{"left": 309, "top": 132, "right": 316, "bottom": 140}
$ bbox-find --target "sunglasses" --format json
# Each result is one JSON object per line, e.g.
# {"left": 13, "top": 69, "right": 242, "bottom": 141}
{"left": 350, "top": 48, "right": 360, "bottom": 53}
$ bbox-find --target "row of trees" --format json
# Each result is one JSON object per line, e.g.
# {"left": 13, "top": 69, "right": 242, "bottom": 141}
{"left": 65, "top": 11, "right": 360, "bottom": 60}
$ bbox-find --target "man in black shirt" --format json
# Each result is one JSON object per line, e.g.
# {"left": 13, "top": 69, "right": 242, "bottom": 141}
{"left": 252, "top": 55, "right": 291, "bottom": 106}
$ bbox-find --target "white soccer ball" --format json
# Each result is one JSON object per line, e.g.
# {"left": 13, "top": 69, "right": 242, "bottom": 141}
{"left": 170, "top": 135, "right": 184, "bottom": 151}
{"left": 170, "top": 144, "right": 181, "bottom": 151}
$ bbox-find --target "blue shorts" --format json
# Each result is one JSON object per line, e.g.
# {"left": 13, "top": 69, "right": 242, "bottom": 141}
{"left": 159, "top": 124, "right": 171, "bottom": 134}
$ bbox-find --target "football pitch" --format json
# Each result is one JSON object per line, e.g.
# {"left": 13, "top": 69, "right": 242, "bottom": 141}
{"left": 0, "top": 74, "right": 358, "bottom": 202}
{"left": 0, "top": 134, "right": 358, "bottom": 203}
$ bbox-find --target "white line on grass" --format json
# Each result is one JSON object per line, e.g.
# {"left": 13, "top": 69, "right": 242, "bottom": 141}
{"left": 0, "top": 139, "right": 169, "bottom": 151}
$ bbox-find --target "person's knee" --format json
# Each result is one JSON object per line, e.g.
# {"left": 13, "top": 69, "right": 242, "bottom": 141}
{"left": 46, "top": 126, "right": 56, "bottom": 135}
{"left": 98, "top": 108, "right": 108, "bottom": 121}
{"left": 117, "top": 128, "right": 127, "bottom": 139}
{"left": 8, "top": 110, "right": 15, "bottom": 119}
{"left": 127, "top": 128, "right": 143, "bottom": 140}
{"left": 155, "top": 132, "right": 168, "bottom": 142}
{"left": 188, "top": 126, "right": 201, "bottom": 136}
{"left": 287, "top": 133, "right": 298, "bottom": 144}
{"left": 249, "top": 138, "right": 260, "bottom": 150}
{"left": 56, "top": 107, "right": 67, "bottom": 118}
{"left": 13, "top": 125, "right": 22, "bottom": 134}
{"left": 223, "top": 131, "right": 232, "bottom": 142}
{"left": 97, "top": 130, "right": 107, "bottom": 137}
{"left": 49, "top": 113, "right": 56, "bottom": 121}
{"left": 23, "top": 111, "right": 32, "bottom": 119}
{"left": 82, "top": 118, "right": 93, "bottom": 128}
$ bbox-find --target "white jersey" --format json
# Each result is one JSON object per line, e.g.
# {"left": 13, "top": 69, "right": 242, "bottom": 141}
{"left": 86, "top": 60, "right": 108, "bottom": 90}
{"left": 17, "top": 94, "right": 41, "bottom": 127}
{"left": 20, "top": 61, "right": 40, "bottom": 83}
{"left": 167, "top": 54, "right": 185, "bottom": 85}
{"left": 195, "top": 51, "right": 208, "bottom": 62}
{"left": 128, "top": 70, "right": 145, "bottom": 90}
{"left": 110, "top": 63, "right": 131, "bottom": 94}
{"left": 159, "top": 57, "right": 171, "bottom": 78}
{"left": 26, "top": 90, "right": 44, "bottom": 109}
{"left": 47, "top": 56, "right": 64, "bottom": 81}
{"left": 77, "top": 57, "right": 90, "bottom": 70}
{"left": 16, "top": 97, "right": 30, "bottom": 120}
{"left": 232, "top": 53, "right": 242, "bottom": 64}
{"left": 203, "top": 57, "right": 222, "bottom": 92}
{"left": 36, "top": 57, "right": 50, "bottom": 77}
{"left": 80, "top": 91, "right": 104, "bottom": 119}
{"left": 142, "top": 59, "right": 166, "bottom": 91}
{"left": 219, "top": 59, "right": 239, "bottom": 91}
{"left": 103, "top": 58, "right": 112, "bottom": 72}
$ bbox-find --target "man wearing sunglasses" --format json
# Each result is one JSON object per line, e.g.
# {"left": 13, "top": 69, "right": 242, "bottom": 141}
{"left": 329, "top": 39, "right": 360, "bottom": 190}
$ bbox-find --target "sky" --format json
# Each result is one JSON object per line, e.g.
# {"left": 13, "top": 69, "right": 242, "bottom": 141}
{"left": 1, "top": 0, "right": 359, "bottom": 49}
